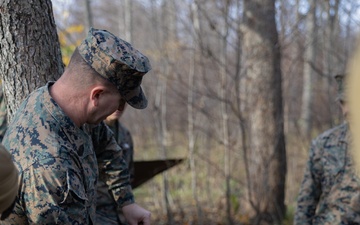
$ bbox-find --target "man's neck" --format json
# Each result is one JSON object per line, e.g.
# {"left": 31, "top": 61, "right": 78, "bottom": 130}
{"left": 49, "top": 81, "right": 85, "bottom": 127}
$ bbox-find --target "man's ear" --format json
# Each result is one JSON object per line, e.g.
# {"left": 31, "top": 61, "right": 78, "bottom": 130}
{"left": 90, "top": 87, "right": 104, "bottom": 107}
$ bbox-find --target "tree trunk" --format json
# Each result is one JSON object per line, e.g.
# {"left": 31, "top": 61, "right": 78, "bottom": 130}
{"left": 124, "top": 0, "right": 133, "bottom": 42}
{"left": 300, "top": 1, "right": 317, "bottom": 137}
{"left": 242, "top": 0, "right": 287, "bottom": 224}
{"left": 189, "top": 1, "right": 203, "bottom": 224}
{"left": 323, "top": 0, "right": 340, "bottom": 127}
{"left": 84, "top": 0, "right": 93, "bottom": 28}
{"left": 0, "top": 0, "right": 63, "bottom": 120}
{"left": 218, "top": 2, "right": 232, "bottom": 224}
{"left": 152, "top": 0, "right": 178, "bottom": 223}
{"left": 84, "top": 0, "right": 93, "bottom": 30}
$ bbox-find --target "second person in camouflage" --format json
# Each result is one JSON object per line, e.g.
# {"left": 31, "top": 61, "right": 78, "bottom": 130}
{"left": 96, "top": 105, "right": 135, "bottom": 225}
{"left": 294, "top": 73, "right": 360, "bottom": 224}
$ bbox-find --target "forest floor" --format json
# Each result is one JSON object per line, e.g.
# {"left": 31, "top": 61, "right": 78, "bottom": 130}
{"left": 132, "top": 127, "right": 311, "bottom": 225}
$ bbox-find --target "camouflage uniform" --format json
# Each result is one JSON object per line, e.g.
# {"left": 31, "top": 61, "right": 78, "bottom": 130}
{"left": 108, "top": 122, "right": 134, "bottom": 184}
{"left": 294, "top": 122, "right": 360, "bottom": 224}
{"left": 96, "top": 122, "right": 134, "bottom": 225}
{"left": 0, "top": 83, "right": 133, "bottom": 224}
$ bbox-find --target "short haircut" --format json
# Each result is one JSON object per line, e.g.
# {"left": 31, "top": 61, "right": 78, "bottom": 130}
{"left": 66, "top": 48, "right": 117, "bottom": 92}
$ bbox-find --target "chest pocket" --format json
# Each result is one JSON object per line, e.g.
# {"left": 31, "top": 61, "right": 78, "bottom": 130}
{"left": 63, "top": 143, "right": 98, "bottom": 224}
{"left": 62, "top": 169, "right": 88, "bottom": 205}
{"left": 57, "top": 168, "right": 89, "bottom": 224}
{"left": 76, "top": 143, "right": 98, "bottom": 205}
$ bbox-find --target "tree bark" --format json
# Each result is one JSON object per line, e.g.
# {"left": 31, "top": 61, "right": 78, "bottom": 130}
{"left": 0, "top": 0, "right": 63, "bottom": 120}
{"left": 242, "top": 0, "right": 287, "bottom": 224}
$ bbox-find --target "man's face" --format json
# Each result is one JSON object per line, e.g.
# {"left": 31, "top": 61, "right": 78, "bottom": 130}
{"left": 106, "top": 103, "right": 127, "bottom": 122}
{"left": 88, "top": 90, "right": 124, "bottom": 125}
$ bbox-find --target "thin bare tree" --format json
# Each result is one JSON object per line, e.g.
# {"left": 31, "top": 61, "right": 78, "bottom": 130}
{"left": 124, "top": 0, "right": 133, "bottom": 42}
{"left": 188, "top": 1, "right": 203, "bottom": 224}
{"left": 151, "top": 0, "right": 178, "bottom": 223}
{"left": 322, "top": 0, "right": 340, "bottom": 127}
{"left": 218, "top": 1, "right": 232, "bottom": 224}
{"left": 84, "top": 0, "right": 93, "bottom": 30}
{"left": 300, "top": 1, "right": 317, "bottom": 137}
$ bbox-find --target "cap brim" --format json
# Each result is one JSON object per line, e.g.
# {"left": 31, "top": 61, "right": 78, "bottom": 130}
{"left": 124, "top": 86, "right": 148, "bottom": 109}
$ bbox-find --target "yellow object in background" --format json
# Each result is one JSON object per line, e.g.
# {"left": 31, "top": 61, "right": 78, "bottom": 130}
{"left": 349, "top": 41, "right": 360, "bottom": 174}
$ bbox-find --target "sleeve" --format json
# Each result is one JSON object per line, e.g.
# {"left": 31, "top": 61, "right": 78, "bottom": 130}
{"left": 294, "top": 139, "right": 323, "bottom": 225}
{"left": 120, "top": 123, "right": 135, "bottom": 183}
{"left": 19, "top": 158, "right": 89, "bottom": 224}
{"left": 92, "top": 122, "right": 134, "bottom": 208}
{"left": 127, "top": 130, "right": 135, "bottom": 183}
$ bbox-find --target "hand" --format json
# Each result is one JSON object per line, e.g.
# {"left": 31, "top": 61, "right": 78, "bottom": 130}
{"left": 122, "top": 203, "right": 151, "bottom": 225}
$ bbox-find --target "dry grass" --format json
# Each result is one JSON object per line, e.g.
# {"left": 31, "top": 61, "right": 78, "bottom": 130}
{"left": 131, "top": 129, "right": 313, "bottom": 225}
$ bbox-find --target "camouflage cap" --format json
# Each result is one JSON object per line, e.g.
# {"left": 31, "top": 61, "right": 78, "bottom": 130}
{"left": 334, "top": 73, "right": 347, "bottom": 102}
{"left": 78, "top": 27, "right": 151, "bottom": 109}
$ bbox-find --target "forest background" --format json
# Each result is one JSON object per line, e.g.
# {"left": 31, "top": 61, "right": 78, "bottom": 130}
{"left": 1, "top": 0, "right": 360, "bottom": 225}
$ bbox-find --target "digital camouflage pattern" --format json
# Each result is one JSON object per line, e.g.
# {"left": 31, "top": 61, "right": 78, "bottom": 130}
{"left": 294, "top": 122, "right": 360, "bottom": 224}
{"left": 0, "top": 84, "right": 8, "bottom": 142}
{"left": 0, "top": 82, "right": 133, "bottom": 224}
{"left": 96, "top": 122, "right": 134, "bottom": 225}
{"left": 108, "top": 122, "right": 134, "bottom": 183}
{"left": 78, "top": 27, "right": 151, "bottom": 109}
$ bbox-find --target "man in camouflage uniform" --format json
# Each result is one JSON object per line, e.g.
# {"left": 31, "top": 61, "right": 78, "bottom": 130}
{"left": 0, "top": 28, "right": 151, "bottom": 224}
{"left": 294, "top": 73, "right": 360, "bottom": 224}
{"left": 96, "top": 106, "right": 135, "bottom": 224}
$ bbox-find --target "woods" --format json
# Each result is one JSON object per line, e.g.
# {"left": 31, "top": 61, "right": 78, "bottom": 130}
{"left": 0, "top": 0, "right": 359, "bottom": 224}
